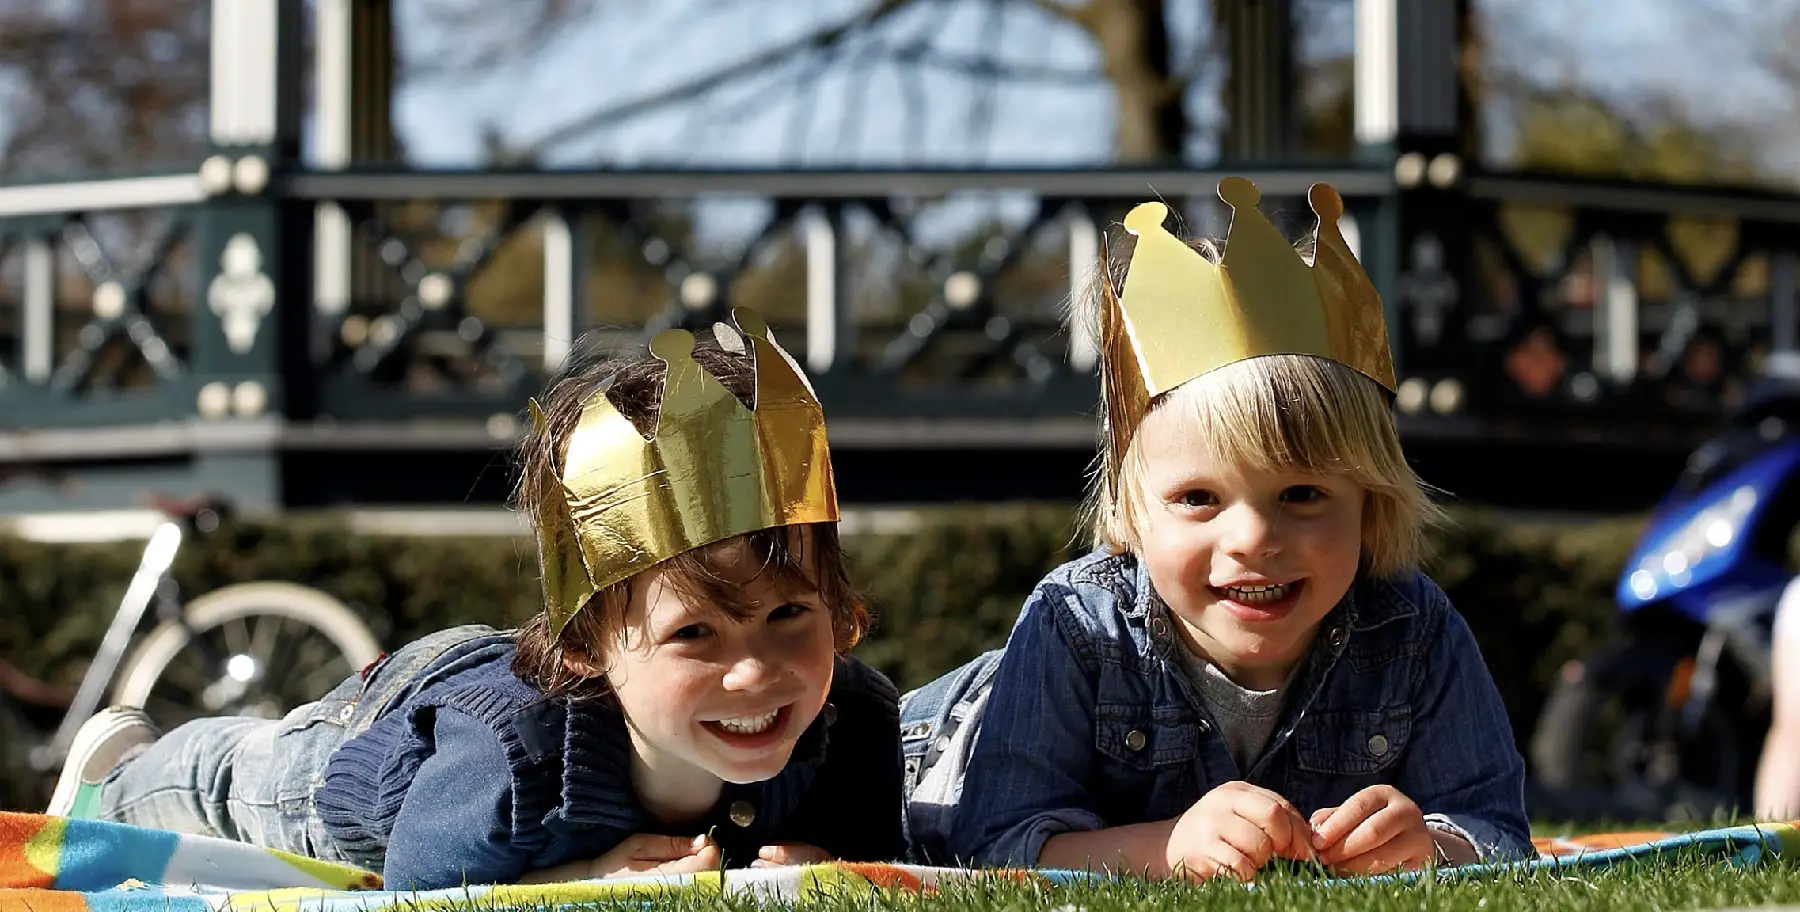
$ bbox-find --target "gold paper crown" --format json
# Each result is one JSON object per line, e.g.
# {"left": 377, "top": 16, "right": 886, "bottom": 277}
{"left": 1111, "top": 177, "right": 1395, "bottom": 398}
{"left": 531, "top": 308, "right": 838, "bottom": 638}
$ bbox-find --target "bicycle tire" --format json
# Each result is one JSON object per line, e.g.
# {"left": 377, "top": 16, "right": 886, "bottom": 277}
{"left": 111, "top": 582, "right": 382, "bottom": 710}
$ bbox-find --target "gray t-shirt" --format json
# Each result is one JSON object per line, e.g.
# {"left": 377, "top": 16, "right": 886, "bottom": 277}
{"left": 1171, "top": 642, "right": 1291, "bottom": 771}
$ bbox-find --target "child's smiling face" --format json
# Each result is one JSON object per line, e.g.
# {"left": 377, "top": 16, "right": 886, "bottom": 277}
{"left": 1131, "top": 401, "right": 1366, "bottom": 691}
{"left": 598, "top": 540, "right": 837, "bottom": 800}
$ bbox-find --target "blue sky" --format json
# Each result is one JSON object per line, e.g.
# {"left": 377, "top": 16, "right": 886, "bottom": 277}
{"left": 373, "top": 0, "right": 1798, "bottom": 178}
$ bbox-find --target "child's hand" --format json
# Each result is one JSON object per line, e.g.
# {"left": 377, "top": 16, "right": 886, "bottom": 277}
{"left": 1308, "top": 785, "right": 1435, "bottom": 874}
{"left": 577, "top": 833, "right": 723, "bottom": 879}
{"left": 750, "top": 842, "right": 834, "bottom": 868}
{"left": 1166, "top": 781, "right": 1316, "bottom": 882}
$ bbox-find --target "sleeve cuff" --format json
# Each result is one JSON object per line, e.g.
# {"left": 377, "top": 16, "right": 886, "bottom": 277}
{"left": 1423, "top": 813, "right": 1534, "bottom": 864}
{"left": 982, "top": 809, "right": 1108, "bottom": 869}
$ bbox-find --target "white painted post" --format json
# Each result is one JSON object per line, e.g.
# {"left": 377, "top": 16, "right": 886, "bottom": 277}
{"left": 804, "top": 210, "right": 840, "bottom": 373}
{"left": 22, "top": 238, "right": 54, "bottom": 382}
{"left": 542, "top": 210, "right": 575, "bottom": 371}
{"left": 1066, "top": 210, "right": 1099, "bottom": 372}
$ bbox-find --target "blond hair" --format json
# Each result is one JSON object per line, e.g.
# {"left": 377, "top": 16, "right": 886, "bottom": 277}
{"left": 1075, "top": 236, "right": 1438, "bottom": 580}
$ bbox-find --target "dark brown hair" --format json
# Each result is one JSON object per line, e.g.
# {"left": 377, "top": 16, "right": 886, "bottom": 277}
{"left": 511, "top": 334, "right": 868, "bottom": 700}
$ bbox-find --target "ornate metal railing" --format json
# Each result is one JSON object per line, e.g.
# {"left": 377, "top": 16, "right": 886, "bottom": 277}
{"left": 3, "top": 0, "right": 1800, "bottom": 511}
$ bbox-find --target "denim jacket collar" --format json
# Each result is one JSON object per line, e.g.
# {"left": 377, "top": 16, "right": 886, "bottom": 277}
{"left": 1110, "top": 553, "right": 1385, "bottom": 665}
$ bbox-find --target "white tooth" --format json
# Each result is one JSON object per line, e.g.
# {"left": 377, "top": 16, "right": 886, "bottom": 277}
{"left": 715, "top": 710, "right": 778, "bottom": 734}
{"left": 1224, "top": 583, "right": 1289, "bottom": 604}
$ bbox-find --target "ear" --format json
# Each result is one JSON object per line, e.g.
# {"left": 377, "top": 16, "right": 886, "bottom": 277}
{"left": 561, "top": 649, "right": 606, "bottom": 679}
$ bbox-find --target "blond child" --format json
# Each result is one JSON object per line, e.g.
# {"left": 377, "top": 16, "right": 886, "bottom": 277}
{"left": 901, "top": 180, "right": 1531, "bottom": 880}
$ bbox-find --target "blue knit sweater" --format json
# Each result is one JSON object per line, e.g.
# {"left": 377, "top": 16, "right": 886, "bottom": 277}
{"left": 311, "top": 643, "right": 904, "bottom": 890}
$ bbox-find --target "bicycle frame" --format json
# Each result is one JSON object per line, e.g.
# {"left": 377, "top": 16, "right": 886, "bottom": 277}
{"left": 32, "top": 521, "right": 183, "bottom": 773}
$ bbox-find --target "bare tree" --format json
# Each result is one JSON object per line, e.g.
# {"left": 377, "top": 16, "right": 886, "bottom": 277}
{"left": 471, "top": 0, "right": 1208, "bottom": 165}
{"left": 0, "top": 1, "right": 208, "bottom": 178}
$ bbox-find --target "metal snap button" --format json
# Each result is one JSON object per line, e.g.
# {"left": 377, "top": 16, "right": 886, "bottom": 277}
{"left": 1367, "top": 733, "right": 1390, "bottom": 757}
{"left": 1328, "top": 627, "right": 1347, "bottom": 649}
{"left": 822, "top": 702, "right": 838, "bottom": 725}
{"left": 933, "top": 735, "right": 951, "bottom": 752}
{"left": 729, "top": 800, "right": 756, "bottom": 827}
{"left": 1196, "top": 719, "right": 1211, "bottom": 734}
{"left": 337, "top": 702, "right": 355, "bottom": 723}
{"left": 1150, "top": 617, "right": 1168, "bottom": 638}
{"left": 1124, "top": 729, "right": 1147, "bottom": 752}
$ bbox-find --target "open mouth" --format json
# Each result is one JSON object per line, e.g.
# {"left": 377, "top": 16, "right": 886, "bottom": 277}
{"left": 1218, "top": 582, "right": 1295, "bottom": 604}
{"left": 1211, "top": 580, "right": 1304, "bottom": 620}
{"left": 701, "top": 704, "right": 792, "bottom": 749}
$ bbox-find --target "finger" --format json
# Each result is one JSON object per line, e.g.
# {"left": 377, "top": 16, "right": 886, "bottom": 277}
{"left": 1327, "top": 833, "right": 1434, "bottom": 876}
{"left": 758, "top": 843, "right": 833, "bottom": 866}
{"left": 1310, "top": 806, "right": 1336, "bottom": 829}
{"left": 629, "top": 833, "right": 706, "bottom": 863}
{"left": 1312, "top": 788, "right": 1390, "bottom": 850}
{"left": 1212, "top": 813, "right": 1276, "bottom": 866}
{"left": 1221, "top": 790, "right": 1313, "bottom": 862}
{"left": 1197, "top": 840, "right": 1260, "bottom": 883}
{"left": 1319, "top": 805, "right": 1417, "bottom": 864}
{"left": 1237, "top": 793, "right": 1317, "bottom": 862}
{"left": 652, "top": 844, "right": 721, "bottom": 875}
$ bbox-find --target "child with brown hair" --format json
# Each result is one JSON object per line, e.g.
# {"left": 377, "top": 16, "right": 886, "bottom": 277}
{"left": 47, "top": 310, "right": 905, "bottom": 890}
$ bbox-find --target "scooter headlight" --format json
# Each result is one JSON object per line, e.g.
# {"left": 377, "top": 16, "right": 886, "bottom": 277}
{"left": 1627, "top": 484, "right": 1758, "bottom": 600}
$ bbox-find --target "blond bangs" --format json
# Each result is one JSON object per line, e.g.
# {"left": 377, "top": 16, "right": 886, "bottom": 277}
{"left": 1107, "top": 355, "right": 1438, "bottom": 579}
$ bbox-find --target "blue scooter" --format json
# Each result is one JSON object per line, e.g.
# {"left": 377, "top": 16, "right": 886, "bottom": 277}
{"left": 1529, "top": 354, "right": 1800, "bottom": 821}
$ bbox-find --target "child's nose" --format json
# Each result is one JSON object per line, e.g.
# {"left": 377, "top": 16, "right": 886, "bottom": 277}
{"left": 722, "top": 652, "right": 779, "bottom": 691}
{"left": 1220, "top": 506, "right": 1279, "bottom": 557}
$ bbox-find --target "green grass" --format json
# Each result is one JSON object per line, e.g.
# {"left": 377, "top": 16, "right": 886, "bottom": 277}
{"left": 468, "top": 849, "right": 1800, "bottom": 912}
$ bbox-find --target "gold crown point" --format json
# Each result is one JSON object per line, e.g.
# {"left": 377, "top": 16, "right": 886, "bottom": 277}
{"left": 1308, "top": 182, "right": 1345, "bottom": 223}
{"left": 733, "top": 306, "right": 769, "bottom": 339}
{"left": 649, "top": 328, "right": 696, "bottom": 363}
{"left": 1218, "top": 176, "right": 1261, "bottom": 210}
{"left": 1123, "top": 201, "right": 1170, "bottom": 235}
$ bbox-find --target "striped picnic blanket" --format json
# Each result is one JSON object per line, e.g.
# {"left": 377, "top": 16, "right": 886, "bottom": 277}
{"left": 0, "top": 811, "right": 1792, "bottom": 910}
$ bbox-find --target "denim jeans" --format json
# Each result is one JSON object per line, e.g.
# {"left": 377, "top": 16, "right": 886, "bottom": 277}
{"left": 97, "top": 625, "right": 507, "bottom": 866}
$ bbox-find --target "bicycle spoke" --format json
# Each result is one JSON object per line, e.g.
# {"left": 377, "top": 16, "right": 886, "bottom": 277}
{"left": 260, "top": 623, "right": 298, "bottom": 680}
{"left": 248, "top": 613, "right": 285, "bottom": 663}
{"left": 292, "top": 635, "right": 343, "bottom": 687}
{"left": 222, "top": 616, "right": 252, "bottom": 656}
{"left": 155, "top": 654, "right": 216, "bottom": 697}
{"left": 298, "top": 658, "right": 350, "bottom": 699}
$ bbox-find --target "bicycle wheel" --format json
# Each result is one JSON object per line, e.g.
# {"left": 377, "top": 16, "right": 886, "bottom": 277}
{"left": 112, "top": 583, "right": 382, "bottom": 728}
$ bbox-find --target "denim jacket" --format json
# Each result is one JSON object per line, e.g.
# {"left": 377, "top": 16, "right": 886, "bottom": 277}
{"left": 899, "top": 550, "right": 1531, "bottom": 869}
{"left": 305, "top": 626, "right": 905, "bottom": 889}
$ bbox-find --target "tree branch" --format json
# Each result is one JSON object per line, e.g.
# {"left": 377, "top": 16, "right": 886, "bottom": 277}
{"left": 508, "top": 0, "right": 917, "bottom": 161}
{"left": 1012, "top": 0, "right": 1094, "bottom": 31}
{"left": 884, "top": 43, "right": 1103, "bottom": 84}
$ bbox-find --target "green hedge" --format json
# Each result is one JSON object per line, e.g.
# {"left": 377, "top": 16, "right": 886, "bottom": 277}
{"left": 0, "top": 505, "right": 1636, "bottom": 810}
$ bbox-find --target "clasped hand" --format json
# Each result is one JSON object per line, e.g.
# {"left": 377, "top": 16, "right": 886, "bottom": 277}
{"left": 516, "top": 834, "right": 833, "bottom": 883}
{"left": 1165, "top": 781, "right": 1457, "bottom": 881}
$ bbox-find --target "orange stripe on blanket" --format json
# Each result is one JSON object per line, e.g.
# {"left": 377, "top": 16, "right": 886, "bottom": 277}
{"left": 1534, "top": 832, "right": 1676, "bottom": 855}
{"left": 0, "top": 814, "right": 60, "bottom": 889}
{"left": 0, "top": 887, "right": 85, "bottom": 912}
{"left": 831, "top": 863, "right": 925, "bottom": 891}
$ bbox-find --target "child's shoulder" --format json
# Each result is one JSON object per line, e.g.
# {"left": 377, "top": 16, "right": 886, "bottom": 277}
{"left": 1035, "top": 547, "right": 1142, "bottom": 607}
{"left": 1351, "top": 568, "right": 1465, "bottom": 647}
{"left": 831, "top": 654, "right": 901, "bottom": 713}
